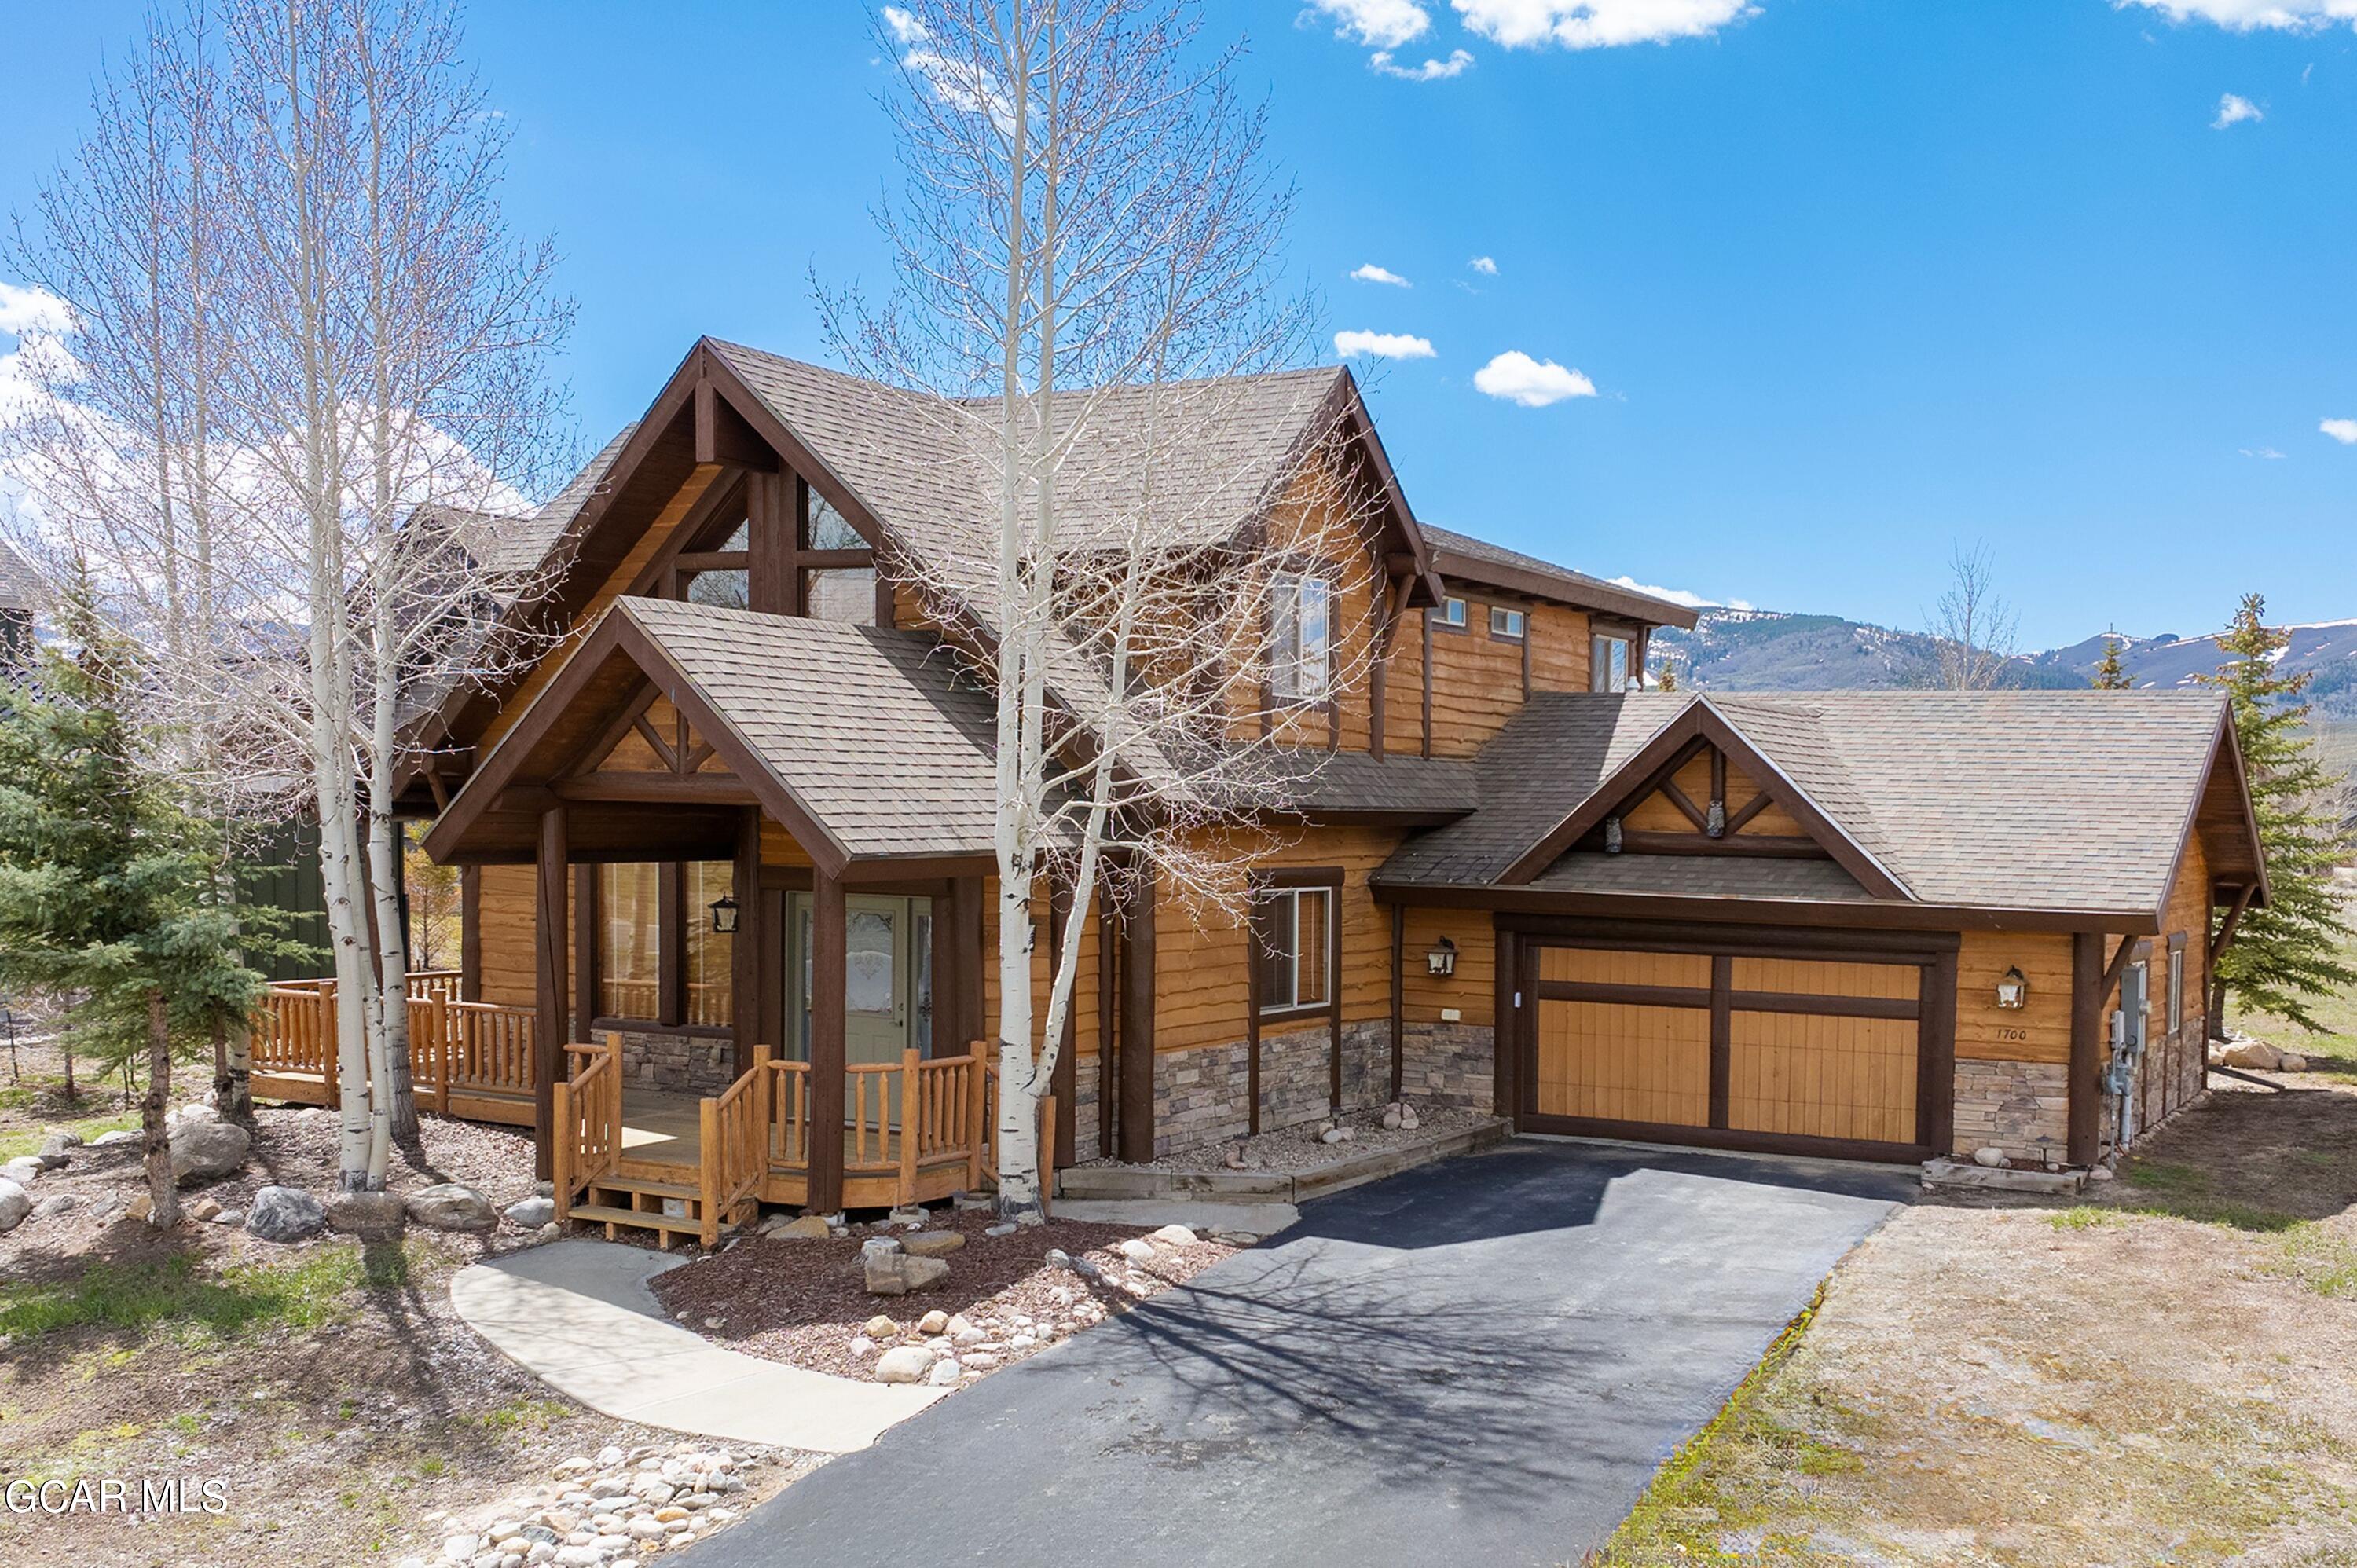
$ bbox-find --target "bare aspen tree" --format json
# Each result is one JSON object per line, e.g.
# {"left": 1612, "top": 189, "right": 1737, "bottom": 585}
{"left": 5, "top": 0, "right": 569, "bottom": 1189}
{"left": 1930, "top": 539, "right": 2019, "bottom": 691}
{"left": 826, "top": 0, "right": 1373, "bottom": 1221}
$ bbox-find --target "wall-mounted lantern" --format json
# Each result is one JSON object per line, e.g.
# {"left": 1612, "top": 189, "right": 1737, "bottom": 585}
{"left": 1995, "top": 965, "right": 2029, "bottom": 1010}
{"left": 709, "top": 892, "right": 740, "bottom": 936}
{"left": 1604, "top": 816, "right": 1623, "bottom": 855}
{"left": 1426, "top": 936, "right": 1458, "bottom": 978}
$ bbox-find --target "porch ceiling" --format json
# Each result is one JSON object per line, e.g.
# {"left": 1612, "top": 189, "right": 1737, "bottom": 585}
{"left": 423, "top": 598, "right": 1004, "bottom": 874}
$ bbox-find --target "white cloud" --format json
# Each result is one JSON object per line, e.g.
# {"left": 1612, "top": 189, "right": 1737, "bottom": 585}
{"left": 2322, "top": 417, "right": 2357, "bottom": 443}
{"left": 882, "top": 5, "right": 927, "bottom": 44}
{"left": 1303, "top": 0, "right": 1434, "bottom": 47}
{"left": 0, "top": 283, "right": 72, "bottom": 338}
{"left": 1334, "top": 329, "right": 1438, "bottom": 358}
{"left": 1351, "top": 263, "right": 1412, "bottom": 287}
{"left": 1372, "top": 47, "right": 1475, "bottom": 78}
{"left": 1611, "top": 575, "right": 1753, "bottom": 610}
{"left": 2241, "top": 445, "right": 2287, "bottom": 458}
{"left": 1452, "top": 0, "right": 1759, "bottom": 49}
{"left": 1473, "top": 350, "right": 1596, "bottom": 407}
{"left": 2117, "top": 0, "right": 2357, "bottom": 33}
{"left": 1469, "top": 255, "right": 1499, "bottom": 275}
{"left": 2212, "top": 92, "right": 2264, "bottom": 127}
{"left": 880, "top": 6, "right": 1014, "bottom": 126}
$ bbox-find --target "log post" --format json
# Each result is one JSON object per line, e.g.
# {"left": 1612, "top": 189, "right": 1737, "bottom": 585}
{"left": 552, "top": 1076, "right": 574, "bottom": 1220}
{"left": 898, "top": 1047, "right": 920, "bottom": 1207}
{"left": 1116, "top": 867, "right": 1157, "bottom": 1163}
{"left": 533, "top": 804, "right": 568, "bottom": 1180}
{"left": 808, "top": 863, "right": 847, "bottom": 1213}
{"left": 2069, "top": 932, "right": 2106, "bottom": 1167}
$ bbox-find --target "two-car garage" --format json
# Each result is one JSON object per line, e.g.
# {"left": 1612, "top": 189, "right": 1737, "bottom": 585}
{"left": 1509, "top": 924, "right": 1958, "bottom": 1163}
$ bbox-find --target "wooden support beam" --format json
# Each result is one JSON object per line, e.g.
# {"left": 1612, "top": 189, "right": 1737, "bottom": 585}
{"left": 2069, "top": 931, "right": 2104, "bottom": 1167}
{"left": 1388, "top": 903, "right": 1405, "bottom": 1103}
{"left": 2210, "top": 884, "right": 2256, "bottom": 966}
{"left": 951, "top": 876, "right": 984, "bottom": 1055}
{"left": 1098, "top": 894, "right": 1117, "bottom": 1160}
{"left": 1117, "top": 868, "right": 1157, "bottom": 1163}
{"left": 572, "top": 865, "right": 597, "bottom": 1049}
{"left": 808, "top": 864, "right": 847, "bottom": 1214}
{"left": 533, "top": 804, "right": 568, "bottom": 1180}
{"left": 1492, "top": 919, "right": 1519, "bottom": 1125}
{"left": 732, "top": 807, "right": 763, "bottom": 1075}
{"left": 659, "top": 863, "right": 684, "bottom": 1026}
{"left": 460, "top": 866, "right": 482, "bottom": 1003}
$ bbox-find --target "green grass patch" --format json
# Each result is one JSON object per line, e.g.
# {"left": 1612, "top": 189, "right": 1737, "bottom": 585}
{"left": 1595, "top": 1288, "right": 1860, "bottom": 1564}
{"left": 0, "top": 1242, "right": 420, "bottom": 1346}
{"left": 2277, "top": 1225, "right": 2357, "bottom": 1299}
{"left": 2107, "top": 1159, "right": 2308, "bottom": 1233}
{"left": 0, "top": 1108, "right": 137, "bottom": 1163}
{"left": 2047, "top": 1206, "right": 2124, "bottom": 1232}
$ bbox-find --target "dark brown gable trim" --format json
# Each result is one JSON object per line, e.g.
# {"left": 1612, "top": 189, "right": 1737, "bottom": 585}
{"left": 1373, "top": 879, "right": 2161, "bottom": 936}
{"left": 1497, "top": 698, "right": 1912, "bottom": 901}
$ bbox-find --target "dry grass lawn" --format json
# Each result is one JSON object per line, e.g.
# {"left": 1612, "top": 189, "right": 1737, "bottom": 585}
{"left": 1599, "top": 1009, "right": 2357, "bottom": 1564}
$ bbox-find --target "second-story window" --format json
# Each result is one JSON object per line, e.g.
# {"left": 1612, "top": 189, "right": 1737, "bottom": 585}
{"left": 1431, "top": 595, "right": 1468, "bottom": 629}
{"left": 1592, "top": 632, "right": 1635, "bottom": 693}
{"left": 1270, "top": 571, "right": 1333, "bottom": 703}
{"left": 1490, "top": 605, "right": 1526, "bottom": 640}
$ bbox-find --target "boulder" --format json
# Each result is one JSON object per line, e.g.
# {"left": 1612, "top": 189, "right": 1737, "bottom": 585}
{"left": 503, "top": 1195, "right": 557, "bottom": 1231}
{"left": 873, "top": 1346, "right": 936, "bottom": 1384}
{"left": 926, "top": 1357, "right": 963, "bottom": 1386}
{"left": 324, "top": 1189, "right": 408, "bottom": 1240}
{"left": 863, "top": 1313, "right": 900, "bottom": 1337}
{"left": 190, "top": 1197, "right": 222, "bottom": 1222}
{"left": 247, "top": 1185, "right": 326, "bottom": 1244}
{"left": 32, "top": 1193, "right": 80, "bottom": 1220}
{"left": 2, "top": 1158, "right": 38, "bottom": 1188}
{"left": 174, "top": 1101, "right": 220, "bottom": 1127}
{"left": 864, "top": 1251, "right": 951, "bottom": 1295}
{"left": 915, "top": 1309, "right": 950, "bottom": 1335}
{"left": 1971, "top": 1147, "right": 2008, "bottom": 1169}
{"left": 1399, "top": 1105, "right": 1420, "bottom": 1131}
{"left": 763, "top": 1214, "right": 830, "bottom": 1240}
{"left": 0, "top": 1177, "right": 27, "bottom": 1234}
{"left": 2216, "top": 1038, "right": 2283, "bottom": 1071}
{"left": 37, "top": 1132, "right": 78, "bottom": 1162}
{"left": 2280, "top": 1051, "right": 2311, "bottom": 1072}
{"left": 1117, "top": 1237, "right": 1157, "bottom": 1262}
{"left": 88, "top": 1128, "right": 142, "bottom": 1149}
{"left": 901, "top": 1229, "right": 966, "bottom": 1258}
{"left": 1149, "top": 1224, "right": 1198, "bottom": 1247}
{"left": 407, "top": 1183, "right": 497, "bottom": 1232}
{"left": 170, "top": 1119, "right": 251, "bottom": 1186}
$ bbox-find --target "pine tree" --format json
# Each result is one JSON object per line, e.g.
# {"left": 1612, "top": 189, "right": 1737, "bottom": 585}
{"left": 2198, "top": 592, "right": 2357, "bottom": 1032}
{"left": 0, "top": 574, "right": 267, "bottom": 1225}
{"left": 2091, "top": 636, "right": 2131, "bottom": 690}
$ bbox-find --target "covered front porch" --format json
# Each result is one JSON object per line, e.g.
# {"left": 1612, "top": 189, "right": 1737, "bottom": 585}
{"left": 421, "top": 596, "right": 1073, "bottom": 1244}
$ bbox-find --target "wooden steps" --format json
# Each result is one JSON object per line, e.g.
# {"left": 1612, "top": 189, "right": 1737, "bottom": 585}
{"left": 568, "top": 1174, "right": 742, "bottom": 1250}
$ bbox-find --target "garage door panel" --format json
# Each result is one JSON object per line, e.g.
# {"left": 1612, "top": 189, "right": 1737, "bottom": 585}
{"left": 1730, "top": 956, "right": 1919, "bottom": 1002}
{"left": 1526, "top": 939, "right": 1936, "bottom": 1158}
{"left": 1535, "top": 999, "right": 1710, "bottom": 1127}
{"left": 1539, "top": 947, "right": 1712, "bottom": 991}
{"left": 1727, "top": 1010, "right": 1916, "bottom": 1144}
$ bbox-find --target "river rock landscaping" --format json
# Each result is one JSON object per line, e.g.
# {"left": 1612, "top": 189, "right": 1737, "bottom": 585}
{"left": 649, "top": 1207, "right": 1238, "bottom": 1384}
{"left": 398, "top": 1442, "right": 777, "bottom": 1568}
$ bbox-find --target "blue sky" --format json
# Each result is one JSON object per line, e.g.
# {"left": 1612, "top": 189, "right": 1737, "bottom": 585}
{"left": 4, "top": 0, "right": 2354, "bottom": 647}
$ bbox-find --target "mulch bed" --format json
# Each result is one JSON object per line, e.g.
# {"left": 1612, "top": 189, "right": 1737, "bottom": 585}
{"left": 651, "top": 1207, "right": 1235, "bottom": 1382}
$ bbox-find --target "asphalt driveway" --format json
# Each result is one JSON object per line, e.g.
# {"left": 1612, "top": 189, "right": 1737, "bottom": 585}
{"left": 684, "top": 1138, "right": 1915, "bottom": 1568}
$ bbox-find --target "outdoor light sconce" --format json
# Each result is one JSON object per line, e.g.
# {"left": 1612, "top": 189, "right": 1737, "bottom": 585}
{"left": 1995, "top": 965, "right": 2029, "bottom": 1010}
{"left": 709, "top": 893, "right": 740, "bottom": 936}
{"left": 1603, "top": 815, "right": 1624, "bottom": 855}
{"left": 1427, "top": 936, "right": 1458, "bottom": 978}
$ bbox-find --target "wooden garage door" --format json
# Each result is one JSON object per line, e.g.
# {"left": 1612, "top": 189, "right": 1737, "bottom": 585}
{"left": 1529, "top": 942, "right": 1937, "bottom": 1160}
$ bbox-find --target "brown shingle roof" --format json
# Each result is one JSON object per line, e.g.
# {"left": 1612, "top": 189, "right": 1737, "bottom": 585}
{"left": 0, "top": 537, "right": 48, "bottom": 614}
{"left": 1378, "top": 689, "right": 2244, "bottom": 918}
{"left": 1419, "top": 524, "right": 1700, "bottom": 628}
{"left": 617, "top": 598, "right": 1003, "bottom": 863}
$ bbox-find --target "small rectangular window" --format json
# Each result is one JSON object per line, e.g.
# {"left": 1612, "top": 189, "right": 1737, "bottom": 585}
{"left": 1431, "top": 595, "right": 1468, "bottom": 628}
{"left": 2168, "top": 948, "right": 2184, "bottom": 1035}
{"left": 1591, "top": 634, "right": 1633, "bottom": 692}
{"left": 1255, "top": 885, "right": 1332, "bottom": 1015}
{"left": 1490, "top": 605, "right": 1525, "bottom": 640}
{"left": 805, "top": 566, "right": 877, "bottom": 625}
{"left": 1270, "top": 572, "right": 1334, "bottom": 702}
{"left": 596, "top": 863, "right": 663, "bottom": 1021}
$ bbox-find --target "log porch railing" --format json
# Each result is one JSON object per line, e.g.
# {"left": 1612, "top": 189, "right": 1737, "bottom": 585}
{"left": 251, "top": 976, "right": 537, "bottom": 1123}
{"left": 552, "top": 1034, "right": 622, "bottom": 1221}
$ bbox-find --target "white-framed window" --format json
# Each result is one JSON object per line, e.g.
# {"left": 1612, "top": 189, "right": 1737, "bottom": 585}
{"left": 1591, "top": 633, "right": 1634, "bottom": 692}
{"left": 1490, "top": 605, "right": 1526, "bottom": 640}
{"left": 1255, "top": 885, "right": 1333, "bottom": 1015}
{"left": 1431, "top": 595, "right": 1468, "bottom": 629}
{"left": 2168, "top": 945, "right": 2184, "bottom": 1035}
{"left": 1270, "top": 571, "right": 1334, "bottom": 702}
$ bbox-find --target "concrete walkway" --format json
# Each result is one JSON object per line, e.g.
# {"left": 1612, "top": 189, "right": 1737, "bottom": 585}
{"left": 451, "top": 1240, "right": 944, "bottom": 1454}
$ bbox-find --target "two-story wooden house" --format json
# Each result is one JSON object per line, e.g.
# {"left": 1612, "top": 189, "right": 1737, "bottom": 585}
{"left": 372, "top": 338, "right": 2262, "bottom": 1240}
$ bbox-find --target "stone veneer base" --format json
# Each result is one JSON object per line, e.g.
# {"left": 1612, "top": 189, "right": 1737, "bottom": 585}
{"left": 1056, "top": 1116, "right": 1512, "bottom": 1206}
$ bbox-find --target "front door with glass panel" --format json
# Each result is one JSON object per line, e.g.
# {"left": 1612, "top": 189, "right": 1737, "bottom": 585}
{"left": 786, "top": 893, "right": 936, "bottom": 1127}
